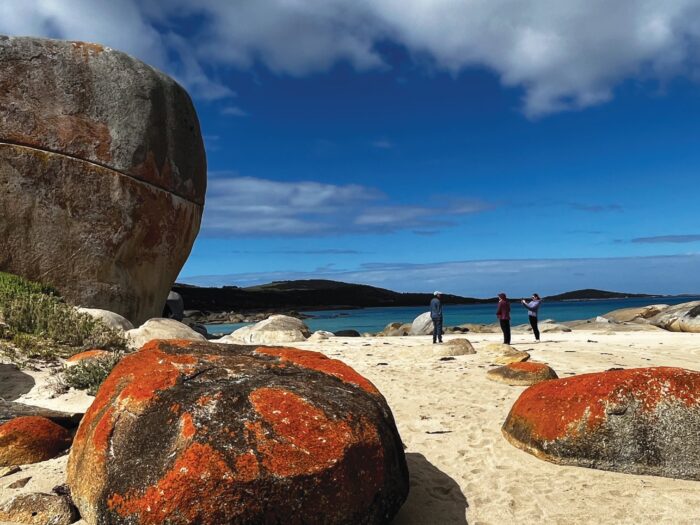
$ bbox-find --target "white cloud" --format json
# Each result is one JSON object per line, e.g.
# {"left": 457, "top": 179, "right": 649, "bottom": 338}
{"left": 202, "top": 175, "right": 490, "bottom": 236}
{"left": 221, "top": 106, "right": 249, "bottom": 117}
{"left": 4, "top": 1, "right": 700, "bottom": 114}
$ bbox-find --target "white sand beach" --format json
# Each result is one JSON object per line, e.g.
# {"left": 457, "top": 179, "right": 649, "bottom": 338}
{"left": 2, "top": 329, "right": 700, "bottom": 524}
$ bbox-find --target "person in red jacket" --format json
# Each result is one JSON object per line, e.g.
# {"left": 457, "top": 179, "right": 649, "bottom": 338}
{"left": 496, "top": 292, "right": 511, "bottom": 344}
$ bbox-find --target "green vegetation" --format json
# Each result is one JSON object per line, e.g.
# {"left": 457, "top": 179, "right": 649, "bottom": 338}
{"left": 0, "top": 271, "right": 127, "bottom": 365}
{"left": 62, "top": 353, "right": 123, "bottom": 395}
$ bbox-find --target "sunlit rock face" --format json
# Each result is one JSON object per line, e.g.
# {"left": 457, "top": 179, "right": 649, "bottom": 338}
{"left": 67, "top": 340, "right": 409, "bottom": 525}
{"left": 0, "top": 36, "right": 206, "bottom": 325}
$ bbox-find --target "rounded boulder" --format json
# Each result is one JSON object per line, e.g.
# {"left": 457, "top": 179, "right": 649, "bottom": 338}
{"left": 0, "top": 416, "right": 72, "bottom": 467}
{"left": 67, "top": 339, "right": 409, "bottom": 524}
{"left": 502, "top": 367, "right": 700, "bottom": 480}
{"left": 487, "top": 361, "right": 558, "bottom": 386}
{"left": 0, "top": 36, "right": 206, "bottom": 325}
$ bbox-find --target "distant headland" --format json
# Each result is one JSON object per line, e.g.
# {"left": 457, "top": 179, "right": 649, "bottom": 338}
{"left": 173, "top": 279, "right": 660, "bottom": 314}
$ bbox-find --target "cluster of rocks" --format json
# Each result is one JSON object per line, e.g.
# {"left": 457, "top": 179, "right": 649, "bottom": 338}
{"left": 600, "top": 301, "right": 700, "bottom": 333}
{"left": 184, "top": 309, "right": 310, "bottom": 325}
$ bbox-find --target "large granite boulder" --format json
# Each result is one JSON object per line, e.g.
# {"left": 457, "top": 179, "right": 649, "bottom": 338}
{"left": 502, "top": 367, "right": 700, "bottom": 480}
{"left": 67, "top": 339, "right": 408, "bottom": 524}
{"left": 0, "top": 416, "right": 72, "bottom": 467}
{"left": 220, "top": 315, "right": 311, "bottom": 344}
{"left": 602, "top": 304, "right": 669, "bottom": 323}
{"left": 410, "top": 312, "right": 434, "bottom": 335}
{"left": 0, "top": 36, "right": 206, "bottom": 325}
{"left": 650, "top": 301, "right": 700, "bottom": 333}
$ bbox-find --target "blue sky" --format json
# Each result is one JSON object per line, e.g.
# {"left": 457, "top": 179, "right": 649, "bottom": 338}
{"left": 4, "top": 1, "right": 700, "bottom": 296}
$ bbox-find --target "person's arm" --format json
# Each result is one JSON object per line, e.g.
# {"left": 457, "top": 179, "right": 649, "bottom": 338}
{"left": 496, "top": 301, "right": 504, "bottom": 317}
{"left": 523, "top": 300, "right": 535, "bottom": 311}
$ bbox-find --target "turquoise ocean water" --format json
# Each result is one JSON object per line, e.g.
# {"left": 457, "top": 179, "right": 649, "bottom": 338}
{"left": 206, "top": 296, "right": 700, "bottom": 336}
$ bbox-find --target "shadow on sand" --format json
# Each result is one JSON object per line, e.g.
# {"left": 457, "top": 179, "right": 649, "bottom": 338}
{"left": 0, "top": 363, "right": 35, "bottom": 401}
{"left": 393, "top": 452, "right": 469, "bottom": 525}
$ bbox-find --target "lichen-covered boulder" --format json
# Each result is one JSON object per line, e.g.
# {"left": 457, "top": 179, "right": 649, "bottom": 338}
{"left": 64, "top": 349, "right": 114, "bottom": 368}
{"left": 0, "top": 492, "right": 77, "bottom": 525}
{"left": 487, "top": 361, "right": 558, "bottom": 386}
{"left": 0, "top": 416, "right": 72, "bottom": 467}
{"left": 502, "top": 367, "right": 700, "bottom": 479}
{"left": 650, "top": 301, "right": 700, "bottom": 333}
{"left": 67, "top": 339, "right": 408, "bottom": 524}
{"left": 0, "top": 36, "right": 206, "bottom": 326}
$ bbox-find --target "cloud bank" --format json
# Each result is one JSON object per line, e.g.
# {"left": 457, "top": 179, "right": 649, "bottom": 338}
{"left": 202, "top": 175, "right": 491, "bottom": 236}
{"left": 4, "top": 0, "right": 700, "bottom": 115}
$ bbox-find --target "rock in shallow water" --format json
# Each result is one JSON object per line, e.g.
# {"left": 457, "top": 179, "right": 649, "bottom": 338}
{"left": 0, "top": 36, "right": 206, "bottom": 325}
{"left": 67, "top": 339, "right": 409, "bottom": 524}
{"left": 502, "top": 367, "right": 700, "bottom": 480}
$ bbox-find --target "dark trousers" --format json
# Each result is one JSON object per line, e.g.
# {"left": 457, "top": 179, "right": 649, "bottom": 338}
{"left": 529, "top": 316, "right": 540, "bottom": 340}
{"left": 432, "top": 317, "right": 443, "bottom": 343}
{"left": 500, "top": 319, "right": 511, "bottom": 344}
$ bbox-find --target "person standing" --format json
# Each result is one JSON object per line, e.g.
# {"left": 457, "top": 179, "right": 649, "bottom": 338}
{"left": 430, "top": 291, "right": 444, "bottom": 344}
{"left": 496, "top": 292, "right": 511, "bottom": 344}
{"left": 522, "top": 293, "right": 542, "bottom": 342}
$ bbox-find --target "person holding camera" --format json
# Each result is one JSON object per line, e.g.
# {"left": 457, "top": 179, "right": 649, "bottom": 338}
{"left": 521, "top": 293, "right": 542, "bottom": 342}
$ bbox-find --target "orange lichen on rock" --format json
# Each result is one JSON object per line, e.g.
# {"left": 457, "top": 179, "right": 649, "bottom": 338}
{"left": 507, "top": 361, "right": 551, "bottom": 373}
{"left": 66, "top": 349, "right": 112, "bottom": 363}
{"left": 249, "top": 387, "right": 382, "bottom": 478}
{"left": 256, "top": 347, "right": 380, "bottom": 394}
{"left": 507, "top": 367, "right": 700, "bottom": 441}
{"left": 107, "top": 443, "right": 249, "bottom": 524}
{"left": 0, "top": 416, "right": 71, "bottom": 467}
{"left": 180, "top": 413, "right": 196, "bottom": 440}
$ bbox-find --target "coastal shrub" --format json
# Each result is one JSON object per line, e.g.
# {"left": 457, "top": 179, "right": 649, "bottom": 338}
{"left": 62, "top": 352, "right": 123, "bottom": 395}
{"left": 0, "top": 271, "right": 128, "bottom": 361}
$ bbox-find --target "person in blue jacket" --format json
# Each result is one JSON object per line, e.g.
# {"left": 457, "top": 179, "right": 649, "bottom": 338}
{"left": 430, "top": 291, "right": 444, "bottom": 344}
{"left": 521, "top": 293, "right": 542, "bottom": 341}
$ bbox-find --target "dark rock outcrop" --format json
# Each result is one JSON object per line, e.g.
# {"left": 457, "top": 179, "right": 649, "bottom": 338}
{"left": 487, "top": 361, "right": 558, "bottom": 386}
{"left": 502, "top": 367, "right": 700, "bottom": 479}
{"left": 67, "top": 339, "right": 409, "bottom": 524}
{"left": 0, "top": 401, "right": 83, "bottom": 428}
{"left": 0, "top": 36, "right": 206, "bottom": 325}
{"left": 0, "top": 416, "right": 72, "bottom": 466}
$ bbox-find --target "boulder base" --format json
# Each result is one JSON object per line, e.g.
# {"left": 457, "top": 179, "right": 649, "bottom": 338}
{"left": 487, "top": 361, "right": 558, "bottom": 386}
{"left": 502, "top": 367, "right": 700, "bottom": 480}
{"left": 0, "top": 416, "right": 71, "bottom": 467}
{"left": 67, "top": 339, "right": 408, "bottom": 524}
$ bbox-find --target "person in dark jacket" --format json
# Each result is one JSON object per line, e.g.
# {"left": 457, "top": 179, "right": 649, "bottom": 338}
{"left": 521, "top": 293, "right": 542, "bottom": 342}
{"left": 496, "top": 292, "right": 511, "bottom": 344}
{"left": 430, "top": 291, "right": 444, "bottom": 344}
